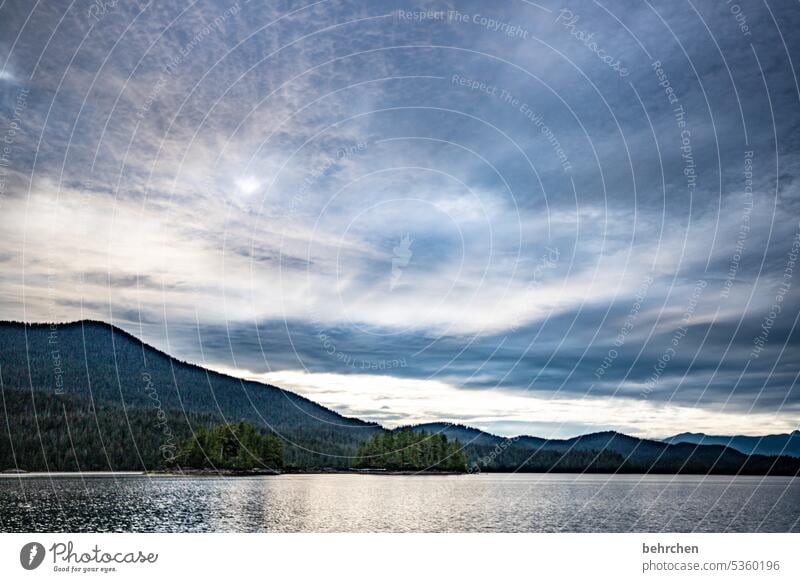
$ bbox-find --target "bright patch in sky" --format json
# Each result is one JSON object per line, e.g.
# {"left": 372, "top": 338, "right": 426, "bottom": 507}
{"left": 235, "top": 176, "right": 260, "bottom": 195}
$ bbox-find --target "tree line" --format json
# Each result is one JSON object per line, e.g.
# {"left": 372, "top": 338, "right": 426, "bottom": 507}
{"left": 172, "top": 421, "right": 283, "bottom": 471}
{"left": 3, "top": 387, "right": 799, "bottom": 475}
{"left": 0, "top": 388, "right": 283, "bottom": 472}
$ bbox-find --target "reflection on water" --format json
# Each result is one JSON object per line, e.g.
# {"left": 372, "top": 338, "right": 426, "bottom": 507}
{"left": 0, "top": 473, "right": 797, "bottom": 532}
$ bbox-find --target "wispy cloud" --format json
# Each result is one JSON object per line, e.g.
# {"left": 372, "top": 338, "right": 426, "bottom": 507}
{"left": 1, "top": 0, "right": 798, "bottom": 435}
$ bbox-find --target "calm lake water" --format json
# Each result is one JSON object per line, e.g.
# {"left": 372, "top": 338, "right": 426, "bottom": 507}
{"left": 0, "top": 473, "right": 797, "bottom": 532}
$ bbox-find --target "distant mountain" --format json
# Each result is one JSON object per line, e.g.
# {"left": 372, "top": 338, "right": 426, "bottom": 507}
{"left": 404, "top": 423, "right": 506, "bottom": 446}
{"left": 403, "top": 424, "right": 800, "bottom": 476}
{"left": 663, "top": 432, "right": 800, "bottom": 458}
{"left": 1, "top": 320, "right": 799, "bottom": 475}
{"left": 537, "top": 430, "right": 792, "bottom": 475}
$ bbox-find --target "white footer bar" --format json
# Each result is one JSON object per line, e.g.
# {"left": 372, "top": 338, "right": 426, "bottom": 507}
{"left": 0, "top": 533, "right": 796, "bottom": 581}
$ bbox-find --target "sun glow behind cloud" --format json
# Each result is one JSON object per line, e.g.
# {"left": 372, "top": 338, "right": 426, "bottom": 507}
{"left": 235, "top": 176, "right": 260, "bottom": 196}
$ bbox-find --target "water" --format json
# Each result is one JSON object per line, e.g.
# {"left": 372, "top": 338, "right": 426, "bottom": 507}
{"left": 0, "top": 473, "right": 797, "bottom": 532}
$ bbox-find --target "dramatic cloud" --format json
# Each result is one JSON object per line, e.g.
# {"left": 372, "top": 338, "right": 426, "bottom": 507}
{"left": 1, "top": 0, "right": 798, "bottom": 436}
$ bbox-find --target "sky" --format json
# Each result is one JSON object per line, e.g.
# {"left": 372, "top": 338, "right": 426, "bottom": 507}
{"left": 1, "top": 0, "right": 799, "bottom": 438}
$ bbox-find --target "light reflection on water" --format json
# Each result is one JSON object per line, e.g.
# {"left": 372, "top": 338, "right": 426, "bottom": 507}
{"left": 0, "top": 473, "right": 797, "bottom": 532}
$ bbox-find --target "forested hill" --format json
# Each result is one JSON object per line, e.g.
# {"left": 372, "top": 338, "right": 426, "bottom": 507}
{"left": 1, "top": 321, "right": 799, "bottom": 475}
{"left": 405, "top": 424, "right": 800, "bottom": 475}
{"left": 0, "top": 320, "right": 380, "bottom": 467}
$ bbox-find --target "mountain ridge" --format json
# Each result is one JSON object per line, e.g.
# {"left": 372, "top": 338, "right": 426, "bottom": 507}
{"left": 0, "top": 319, "right": 380, "bottom": 468}
{"left": 2, "top": 320, "right": 799, "bottom": 475}
{"left": 663, "top": 431, "right": 800, "bottom": 458}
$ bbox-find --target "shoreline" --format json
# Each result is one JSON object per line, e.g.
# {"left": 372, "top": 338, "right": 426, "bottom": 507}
{"left": 2, "top": 469, "right": 797, "bottom": 478}
{"left": 0, "top": 469, "right": 462, "bottom": 478}
{"left": 150, "top": 469, "right": 466, "bottom": 477}
{"left": 0, "top": 471, "right": 147, "bottom": 478}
